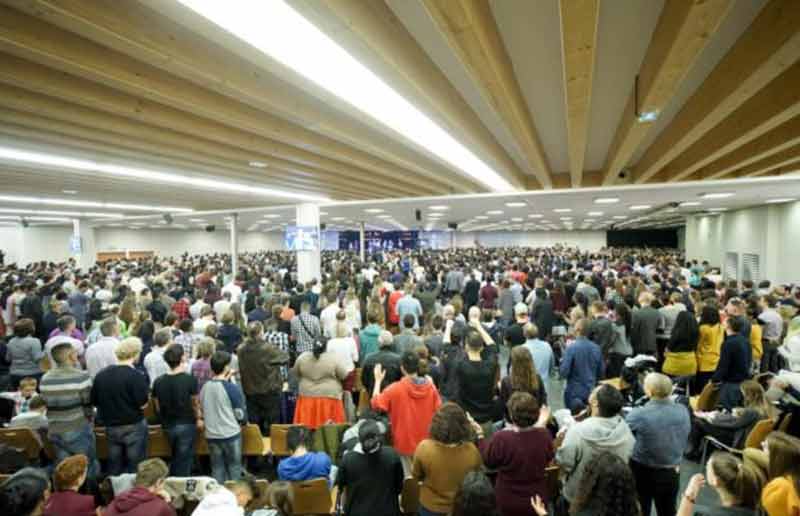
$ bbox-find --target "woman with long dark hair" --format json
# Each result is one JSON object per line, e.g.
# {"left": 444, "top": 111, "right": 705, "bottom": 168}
{"left": 570, "top": 452, "right": 640, "bottom": 516}
{"left": 499, "top": 346, "right": 547, "bottom": 421}
{"left": 663, "top": 311, "right": 700, "bottom": 378}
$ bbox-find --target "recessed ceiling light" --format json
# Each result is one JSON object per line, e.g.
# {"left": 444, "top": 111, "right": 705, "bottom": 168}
{"left": 505, "top": 201, "right": 527, "bottom": 208}
{"left": 475, "top": 215, "right": 489, "bottom": 220}
{"left": 376, "top": 214, "right": 392, "bottom": 219}
{"left": 248, "top": 161, "right": 268, "bottom": 168}
{"left": 613, "top": 215, "right": 628, "bottom": 219}
{"left": 0, "top": 194, "right": 192, "bottom": 213}
{"left": 427, "top": 214, "right": 444, "bottom": 219}
{"left": 587, "top": 211, "right": 604, "bottom": 216}
{"left": 0, "top": 146, "right": 329, "bottom": 202}
{"left": 429, "top": 205, "right": 449, "bottom": 211}
{"left": 707, "top": 208, "right": 728, "bottom": 212}
{"left": 62, "top": 189, "right": 78, "bottom": 195}
{"left": 679, "top": 201, "right": 701, "bottom": 207}
{"left": 553, "top": 208, "right": 572, "bottom": 213}
{"left": 263, "top": 214, "right": 281, "bottom": 218}
{"left": 364, "top": 208, "right": 384, "bottom": 213}
{"left": 331, "top": 216, "right": 345, "bottom": 221}
{"left": 487, "top": 210, "right": 503, "bottom": 215}
{"left": 318, "top": 211, "right": 328, "bottom": 216}
{"left": 560, "top": 217, "right": 573, "bottom": 221}
{"left": 765, "top": 198, "right": 796, "bottom": 204}
{"left": 583, "top": 219, "right": 596, "bottom": 222}
{"left": 637, "top": 110, "right": 660, "bottom": 123}
{"left": 528, "top": 213, "right": 543, "bottom": 218}
{"left": 178, "top": 0, "right": 514, "bottom": 192}
{"left": 700, "top": 192, "right": 734, "bottom": 199}
{"left": 630, "top": 205, "right": 651, "bottom": 211}
{"left": 511, "top": 217, "right": 523, "bottom": 222}
{"left": 594, "top": 197, "right": 620, "bottom": 204}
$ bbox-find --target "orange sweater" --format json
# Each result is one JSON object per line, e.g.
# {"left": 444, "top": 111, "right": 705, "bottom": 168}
{"left": 762, "top": 476, "right": 800, "bottom": 516}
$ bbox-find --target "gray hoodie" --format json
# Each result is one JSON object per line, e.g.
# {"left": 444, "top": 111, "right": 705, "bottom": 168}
{"left": 556, "top": 415, "right": 635, "bottom": 502}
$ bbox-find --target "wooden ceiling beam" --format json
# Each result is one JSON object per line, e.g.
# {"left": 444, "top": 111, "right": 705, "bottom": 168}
{"left": 421, "top": 0, "right": 553, "bottom": 189}
{"left": 0, "top": 86, "right": 404, "bottom": 198}
{"left": 0, "top": 54, "right": 436, "bottom": 198}
{"left": 600, "top": 0, "right": 732, "bottom": 186}
{"left": 650, "top": 61, "right": 800, "bottom": 182}
{"left": 312, "top": 0, "right": 528, "bottom": 190}
{"left": 558, "top": 0, "right": 600, "bottom": 187}
{"left": 0, "top": 123, "right": 374, "bottom": 201}
{"left": 633, "top": 0, "right": 800, "bottom": 184}
{"left": 687, "top": 115, "right": 800, "bottom": 181}
{"left": 3, "top": 0, "right": 473, "bottom": 194}
{"left": 727, "top": 144, "right": 800, "bottom": 178}
{"left": 0, "top": 5, "right": 456, "bottom": 196}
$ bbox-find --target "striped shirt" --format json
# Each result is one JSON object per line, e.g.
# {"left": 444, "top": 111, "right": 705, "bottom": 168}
{"left": 39, "top": 366, "right": 93, "bottom": 434}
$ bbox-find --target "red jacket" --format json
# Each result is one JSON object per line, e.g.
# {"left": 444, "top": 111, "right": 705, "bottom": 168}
{"left": 103, "top": 487, "right": 175, "bottom": 516}
{"left": 387, "top": 291, "right": 404, "bottom": 325}
{"left": 371, "top": 376, "right": 441, "bottom": 455}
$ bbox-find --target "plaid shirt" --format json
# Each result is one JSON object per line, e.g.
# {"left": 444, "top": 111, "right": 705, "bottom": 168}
{"left": 172, "top": 299, "right": 191, "bottom": 321}
{"left": 290, "top": 313, "right": 321, "bottom": 355}
{"left": 174, "top": 331, "right": 195, "bottom": 359}
{"left": 266, "top": 330, "right": 290, "bottom": 381}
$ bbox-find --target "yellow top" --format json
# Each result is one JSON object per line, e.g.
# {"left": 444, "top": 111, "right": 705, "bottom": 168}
{"left": 750, "top": 323, "right": 763, "bottom": 361}
{"left": 697, "top": 323, "right": 724, "bottom": 372}
{"left": 761, "top": 476, "right": 800, "bottom": 516}
{"left": 663, "top": 351, "right": 697, "bottom": 377}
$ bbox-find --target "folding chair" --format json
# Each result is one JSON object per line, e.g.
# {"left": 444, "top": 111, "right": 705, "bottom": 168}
{"left": 291, "top": 478, "right": 331, "bottom": 515}
{"left": 270, "top": 424, "right": 299, "bottom": 457}
{"left": 0, "top": 428, "right": 42, "bottom": 461}
{"left": 695, "top": 382, "right": 720, "bottom": 412}
{"left": 241, "top": 424, "right": 270, "bottom": 456}
{"left": 701, "top": 418, "right": 775, "bottom": 464}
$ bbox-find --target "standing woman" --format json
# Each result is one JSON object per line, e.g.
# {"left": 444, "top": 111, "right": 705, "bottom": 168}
{"left": 412, "top": 403, "right": 482, "bottom": 516}
{"left": 762, "top": 431, "right": 800, "bottom": 516}
{"left": 499, "top": 347, "right": 547, "bottom": 422}
{"left": 663, "top": 311, "right": 700, "bottom": 379}
{"left": 292, "top": 336, "right": 349, "bottom": 429}
{"left": 695, "top": 305, "right": 724, "bottom": 395}
{"left": 6, "top": 319, "right": 43, "bottom": 389}
{"left": 344, "top": 288, "right": 362, "bottom": 334}
{"left": 608, "top": 303, "right": 633, "bottom": 378}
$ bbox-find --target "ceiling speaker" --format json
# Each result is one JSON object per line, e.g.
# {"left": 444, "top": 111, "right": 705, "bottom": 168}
{"left": 447, "top": 222, "right": 458, "bottom": 230}
{"left": 204, "top": 225, "right": 216, "bottom": 232}
{"left": 163, "top": 214, "right": 174, "bottom": 224}
{"left": 415, "top": 209, "right": 421, "bottom": 221}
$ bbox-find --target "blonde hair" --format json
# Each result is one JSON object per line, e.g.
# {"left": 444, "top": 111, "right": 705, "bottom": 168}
{"left": 115, "top": 337, "right": 143, "bottom": 361}
{"left": 644, "top": 373, "right": 672, "bottom": 399}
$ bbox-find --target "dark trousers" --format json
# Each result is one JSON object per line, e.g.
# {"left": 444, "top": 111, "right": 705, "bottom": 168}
{"left": 246, "top": 392, "right": 281, "bottom": 435}
{"left": 693, "top": 371, "right": 714, "bottom": 396}
{"left": 164, "top": 423, "right": 197, "bottom": 477}
{"left": 606, "top": 353, "right": 627, "bottom": 379}
{"left": 630, "top": 459, "right": 680, "bottom": 516}
{"left": 760, "top": 340, "right": 781, "bottom": 373}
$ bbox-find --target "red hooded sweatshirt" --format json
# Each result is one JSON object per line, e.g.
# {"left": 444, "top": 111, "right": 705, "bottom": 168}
{"left": 371, "top": 376, "right": 442, "bottom": 455}
{"left": 103, "top": 487, "right": 175, "bottom": 516}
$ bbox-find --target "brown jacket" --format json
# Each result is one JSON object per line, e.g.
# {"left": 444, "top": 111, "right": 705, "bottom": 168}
{"left": 412, "top": 439, "right": 482, "bottom": 513}
{"left": 237, "top": 339, "right": 289, "bottom": 396}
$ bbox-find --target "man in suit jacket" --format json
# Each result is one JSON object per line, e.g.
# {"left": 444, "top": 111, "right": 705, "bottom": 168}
{"left": 631, "top": 292, "right": 662, "bottom": 356}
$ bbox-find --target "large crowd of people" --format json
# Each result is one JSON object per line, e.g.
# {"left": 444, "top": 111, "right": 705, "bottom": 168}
{"left": 0, "top": 245, "right": 798, "bottom": 516}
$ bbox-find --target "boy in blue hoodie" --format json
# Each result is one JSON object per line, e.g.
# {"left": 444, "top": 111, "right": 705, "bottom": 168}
{"left": 200, "top": 350, "right": 247, "bottom": 483}
{"left": 277, "top": 426, "right": 332, "bottom": 484}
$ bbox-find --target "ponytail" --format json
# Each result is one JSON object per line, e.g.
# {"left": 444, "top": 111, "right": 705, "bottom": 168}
{"left": 709, "top": 452, "right": 765, "bottom": 509}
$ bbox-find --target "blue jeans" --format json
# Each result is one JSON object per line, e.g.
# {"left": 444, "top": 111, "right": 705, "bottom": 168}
{"left": 164, "top": 423, "right": 197, "bottom": 477}
{"left": 207, "top": 434, "right": 242, "bottom": 484}
{"left": 106, "top": 419, "right": 148, "bottom": 476}
{"left": 50, "top": 424, "right": 98, "bottom": 480}
{"left": 419, "top": 506, "right": 447, "bottom": 516}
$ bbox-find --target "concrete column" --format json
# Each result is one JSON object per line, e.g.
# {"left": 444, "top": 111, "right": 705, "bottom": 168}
{"left": 359, "top": 222, "right": 365, "bottom": 263}
{"left": 296, "top": 204, "right": 321, "bottom": 284}
{"left": 72, "top": 219, "right": 96, "bottom": 271}
{"left": 230, "top": 213, "right": 239, "bottom": 279}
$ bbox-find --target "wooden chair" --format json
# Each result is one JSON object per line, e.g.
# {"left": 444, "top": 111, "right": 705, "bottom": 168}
{"left": 270, "top": 424, "right": 298, "bottom": 456}
{"left": 599, "top": 377, "right": 627, "bottom": 390}
{"left": 0, "top": 428, "right": 42, "bottom": 461}
{"left": 400, "top": 477, "right": 420, "bottom": 515}
{"left": 290, "top": 478, "right": 331, "bottom": 515}
{"left": 147, "top": 426, "right": 172, "bottom": 458}
{"left": 241, "top": 424, "right": 270, "bottom": 456}
{"left": 695, "top": 382, "right": 720, "bottom": 412}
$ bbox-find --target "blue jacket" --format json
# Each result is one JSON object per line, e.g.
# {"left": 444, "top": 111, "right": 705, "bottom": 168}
{"left": 626, "top": 398, "right": 691, "bottom": 467}
{"left": 560, "top": 337, "right": 604, "bottom": 411}
{"left": 278, "top": 452, "right": 332, "bottom": 482}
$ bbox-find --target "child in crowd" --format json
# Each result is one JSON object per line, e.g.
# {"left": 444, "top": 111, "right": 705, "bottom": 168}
{"left": 0, "top": 376, "right": 38, "bottom": 416}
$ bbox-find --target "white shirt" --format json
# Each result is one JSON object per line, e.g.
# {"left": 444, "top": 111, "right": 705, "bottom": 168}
{"left": 193, "top": 317, "right": 215, "bottom": 338}
{"left": 86, "top": 336, "right": 119, "bottom": 379}
{"left": 213, "top": 299, "right": 231, "bottom": 321}
{"left": 221, "top": 283, "right": 242, "bottom": 302}
{"left": 44, "top": 335, "right": 85, "bottom": 367}
{"left": 326, "top": 337, "right": 358, "bottom": 372}
{"left": 144, "top": 347, "right": 169, "bottom": 387}
{"left": 189, "top": 301, "right": 207, "bottom": 321}
{"left": 320, "top": 303, "right": 340, "bottom": 338}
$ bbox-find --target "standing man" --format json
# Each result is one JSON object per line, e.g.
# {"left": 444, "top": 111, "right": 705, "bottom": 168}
{"left": 626, "top": 373, "right": 691, "bottom": 516}
{"left": 237, "top": 322, "right": 289, "bottom": 435}
{"left": 560, "top": 318, "right": 604, "bottom": 413}
{"left": 85, "top": 317, "right": 120, "bottom": 379}
{"left": 631, "top": 292, "right": 661, "bottom": 356}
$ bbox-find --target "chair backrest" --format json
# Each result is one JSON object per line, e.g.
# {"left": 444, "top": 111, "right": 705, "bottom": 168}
{"left": 291, "top": 478, "right": 331, "bottom": 515}
{"left": 270, "top": 424, "right": 297, "bottom": 456}
{"left": 745, "top": 419, "right": 774, "bottom": 449}
{"left": 0, "top": 428, "right": 42, "bottom": 460}
{"left": 147, "top": 426, "right": 172, "bottom": 457}
{"left": 241, "top": 424, "right": 266, "bottom": 456}
{"left": 696, "top": 382, "right": 720, "bottom": 412}
{"left": 400, "top": 478, "right": 420, "bottom": 514}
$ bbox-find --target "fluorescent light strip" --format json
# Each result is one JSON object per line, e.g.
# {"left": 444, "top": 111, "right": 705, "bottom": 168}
{"left": 0, "top": 194, "right": 192, "bottom": 213}
{"left": 0, "top": 215, "right": 72, "bottom": 222}
{"left": 177, "top": 0, "right": 514, "bottom": 192}
{"left": 0, "top": 147, "right": 328, "bottom": 202}
{"left": 0, "top": 208, "right": 123, "bottom": 218}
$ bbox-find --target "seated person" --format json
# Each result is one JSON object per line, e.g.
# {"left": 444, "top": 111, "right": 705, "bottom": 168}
{"left": 0, "top": 467, "right": 51, "bottom": 516}
{"left": 104, "top": 458, "right": 175, "bottom": 516}
{"left": 9, "top": 395, "right": 48, "bottom": 445}
{"left": 44, "top": 454, "right": 97, "bottom": 516}
{"left": 0, "top": 376, "right": 38, "bottom": 416}
{"left": 686, "top": 380, "right": 776, "bottom": 460}
{"left": 191, "top": 477, "right": 257, "bottom": 516}
{"left": 254, "top": 482, "right": 293, "bottom": 516}
{"left": 277, "top": 426, "right": 332, "bottom": 483}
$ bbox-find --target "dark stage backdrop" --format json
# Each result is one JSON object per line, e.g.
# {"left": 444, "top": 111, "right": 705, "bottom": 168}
{"left": 606, "top": 229, "right": 679, "bottom": 248}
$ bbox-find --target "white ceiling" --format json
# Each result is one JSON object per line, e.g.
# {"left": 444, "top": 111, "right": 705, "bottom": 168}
{"left": 84, "top": 174, "right": 800, "bottom": 233}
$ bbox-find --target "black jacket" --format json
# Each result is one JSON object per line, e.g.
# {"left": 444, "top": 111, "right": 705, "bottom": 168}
{"left": 362, "top": 349, "right": 402, "bottom": 394}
